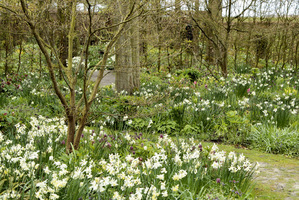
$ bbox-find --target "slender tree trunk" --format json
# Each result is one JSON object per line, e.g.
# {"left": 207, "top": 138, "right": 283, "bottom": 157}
{"left": 221, "top": 0, "right": 230, "bottom": 77}
{"left": 17, "top": 40, "right": 23, "bottom": 73}
{"left": 289, "top": 32, "right": 295, "bottom": 66}
{"left": 192, "top": 0, "right": 200, "bottom": 66}
{"left": 295, "top": 41, "right": 299, "bottom": 71}
{"left": 155, "top": 0, "right": 162, "bottom": 72}
{"left": 140, "top": 16, "right": 148, "bottom": 68}
{"left": 245, "top": 27, "right": 252, "bottom": 65}
{"left": 5, "top": 42, "right": 9, "bottom": 76}
{"left": 66, "top": 114, "right": 76, "bottom": 152}
{"left": 30, "top": 44, "right": 34, "bottom": 72}
{"left": 157, "top": 44, "right": 161, "bottom": 72}
{"left": 167, "top": 46, "right": 172, "bottom": 71}
{"left": 39, "top": 50, "right": 42, "bottom": 77}
{"left": 234, "top": 37, "right": 238, "bottom": 70}
{"left": 57, "top": 2, "right": 70, "bottom": 80}
{"left": 3, "top": 12, "right": 11, "bottom": 76}
{"left": 275, "top": 32, "right": 283, "bottom": 69}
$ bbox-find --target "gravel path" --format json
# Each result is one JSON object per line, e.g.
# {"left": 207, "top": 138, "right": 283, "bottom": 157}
{"left": 255, "top": 161, "right": 299, "bottom": 199}
{"left": 91, "top": 70, "right": 115, "bottom": 86}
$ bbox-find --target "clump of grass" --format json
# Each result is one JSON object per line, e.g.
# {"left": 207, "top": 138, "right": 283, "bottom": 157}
{"left": 248, "top": 125, "right": 299, "bottom": 157}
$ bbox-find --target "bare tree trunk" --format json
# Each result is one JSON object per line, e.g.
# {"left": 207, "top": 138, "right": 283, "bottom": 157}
{"left": 131, "top": 11, "right": 140, "bottom": 89}
{"left": 192, "top": 0, "right": 200, "bottom": 67}
{"left": 206, "top": 0, "right": 222, "bottom": 65}
{"left": 245, "top": 27, "right": 252, "bottom": 65}
{"left": 115, "top": 23, "right": 134, "bottom": 93}
{"left": 157, "top": 43, "right": 161, "bottom": 71}
{"left": 5, "top": 41, "right": 9, "bottom": 76}
{"left": 3, "top": 12, "right": 12, "bottom": 76}
{"left": 234, "top": 36, "right": 238, "bottom": 70}
{"left": 154, "top": 0, "right": 162, "bottom": 72}
{"left": 57, "top": 2, "right": 70, "bottom": 80}
{"left": 295, "top": 41, "right": 299, "bottom": 71}
{"left": 220, "top": 0, "right": 230, "bottom": 77}
{"left": 140, "top": 16, "right": 148, "bottom": 68}
{"left": 115, "top": 0, "right": 140, "bottom": 94}
{"left": 17, "top": 40, "right": 22, "bottom": 73}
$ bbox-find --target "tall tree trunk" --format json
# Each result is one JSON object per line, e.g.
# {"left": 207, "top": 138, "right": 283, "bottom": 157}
{"left": 206, "top": 0, "right": 222, "bottom": 65}
{"left": 115, "top": 25, "right": 134, "bottom": 93}
{"left": 5, "top": 42, "right": 9, "bottom": 76}
{"left": 192, "top": 0, "right": 200, "bottom": 67}
{"left": 131, "top": 12, "right": 140, "bottom": 89}
{"left": 57, "top": 2, "right": 70, "bottom": 80}
{"left": 234, "top": 37, "right": 238, "bottom": 71}
{"left": 4, "top": 12, "right": 11, "bottom": 76}
{"left": 115, "top": 0, "right": 140, "bottom": 94}
{"left": 245, "top": 25, "right": 252, "bottom": 65}
{"left": 295, "top": 40, "right": 299, "bottom": 71}
{"left": 221, "top": 0, "right": 230, "bottom": 77}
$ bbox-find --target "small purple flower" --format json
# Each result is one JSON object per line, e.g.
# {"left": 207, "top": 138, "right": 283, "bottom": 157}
{"left": 107, "top": 143, "right": 111, "bottom": 148}
{"left": 130, "top": 146, "right": 134, "bottom": 151}
{"left": 216, "top": 178, "right": 221, "bottom": 183}
{"left": 61, "top": 140, "right": 65, "bottom": 145}
{"left": 247, "top": 88, "right": 250, "bottom": 93}
{"left": 81, "top": 134, "right": 84, "bottom": 138}
{"left": 160, "top": 134, "right": 163, "bottom": 138}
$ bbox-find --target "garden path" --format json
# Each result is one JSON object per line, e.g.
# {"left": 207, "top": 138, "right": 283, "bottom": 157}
{"left": 254, "top": 158, "right": 299, "bottom": 200}
{"left": 91, "top": 70, "right": 115, "bottom": 86}
{"left": 203, "top": 142, "right": 299, "bottom": 199}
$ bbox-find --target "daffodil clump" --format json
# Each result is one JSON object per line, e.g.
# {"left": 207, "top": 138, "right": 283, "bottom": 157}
{"left": 0, "top": 117, "right": 258, "bottom": 199}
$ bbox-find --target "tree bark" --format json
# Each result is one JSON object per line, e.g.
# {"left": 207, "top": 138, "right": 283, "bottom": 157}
{"left": 115, "top": 0, "right": 140, "bottom": 94}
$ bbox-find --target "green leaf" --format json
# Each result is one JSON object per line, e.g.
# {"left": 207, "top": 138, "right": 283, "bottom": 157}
{"left": 0, "top": 179, "right": 7, "bottom": 192}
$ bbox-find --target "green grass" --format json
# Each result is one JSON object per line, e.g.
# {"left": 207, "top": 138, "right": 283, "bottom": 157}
{"left": 202, "top": 142, "right": 299, "bottom": 199}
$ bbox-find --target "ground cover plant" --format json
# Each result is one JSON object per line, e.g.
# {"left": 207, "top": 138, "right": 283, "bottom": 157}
{"left": 91, "top": 65, "right": 299, "bottom": 157}
{"left": 0, "top": 117, "right": 258, "bottom": 199}
{"left": 1, "top": 61, "right": 298, "bottom": 199}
